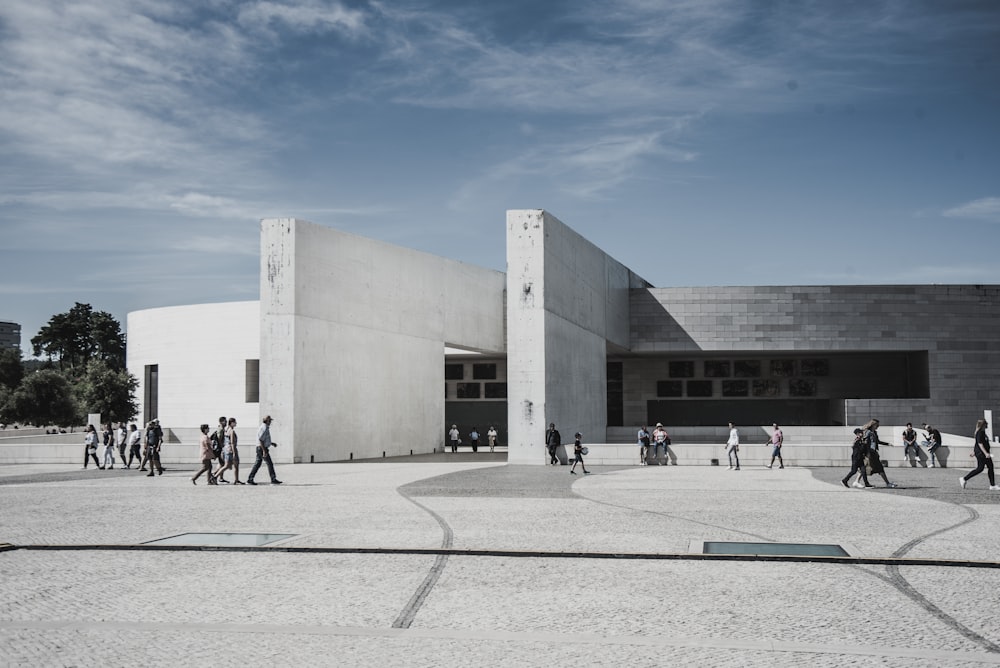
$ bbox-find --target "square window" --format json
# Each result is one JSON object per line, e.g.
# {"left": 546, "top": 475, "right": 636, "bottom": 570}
{"left": 484, "top": 382, "right": 507, "bottom": 398}
{"left": 770, "top": 360, "right": 796, "bottom": 377}
{"left": 656, "top": 380, "right": 683, "bottom": 397}
{"left": 473, "top": 363, "right": 497, "bottom": 380}
{"left": 753, "top": 379, "right": 780, "bottom": 397}
{"left": 801, "top": 359, "right": 829, "bottom": 376}
{"left": 789, "top": 379, "right": 817, "bottom": 396}
{"left": 445, "top": 364, "right": 464, "bottom": 380}
{"left": 669, "top": 361, "right": 694, "bottom": 378}
{"left": 456, "top": 382, "right": 481, "bottom": 399}
{"left": 722, "top": 380, "right": 748, "bottom": 396}
{"left": 704, "top": 361, "right": 731, "bottom": 378}
{"left": 734, "top": 360, "right": 761, "bottom": 378}
{"left": 687, "top": 380, "right": 713, "bottom": 397}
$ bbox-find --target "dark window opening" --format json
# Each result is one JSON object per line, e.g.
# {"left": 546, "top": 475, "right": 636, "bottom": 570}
{"left": 722, "top": 380, "right": 748, "bottom": 397}
{"left": 143, "top": 364, "right": 159, "bottom": 425}
{"left": 445, "top": 364, "right": 464, "bottom": 380}
{"left": 669, "top": 361, "right": 694, "bottom": 378}
{"left": 704, "top": 361, "right": 730, "bottom": 378}
{"left": 687, "top": 380, "right": 713, "bottom": 397}
{"left": 245, "top": 359, "right": 259, "bottom": 403}
{"left": 456, "top": 382, "right": 481, "bottom": 399}
{"left": 485, "top": 382, "right": 507, "bottom": 399}
{"left": 734, "top": 360, "right": 761, "bottom": 378}
{"left": 472, "top": 363, "right": 497, "bottom": 380}
{"left": 656, "top": 380, "right": 683, "bottom": 397}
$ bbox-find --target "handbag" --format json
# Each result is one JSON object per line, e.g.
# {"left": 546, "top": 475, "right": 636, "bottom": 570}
{"left": 581, "top": 446, "right": 589, "bottom": 455}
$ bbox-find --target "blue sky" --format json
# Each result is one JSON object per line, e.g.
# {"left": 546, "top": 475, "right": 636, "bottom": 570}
{"left": 2, "top": 0, "right": 998, "bottom": 357}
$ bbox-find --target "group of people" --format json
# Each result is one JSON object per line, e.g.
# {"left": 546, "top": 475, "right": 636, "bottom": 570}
{"left": 82, "top": 414, "right": 283, "bottom": 486}
{"left": 636, "top": 423, "right": 673, "bottom": 466}
{"left": 191, "top": 415, "right": 281, "bottom": 486}
{"left": 447, "top": 425, "right": 499, "bottom": 453}
{"left": 83, "top": 420, "right": 162, "bottom": 476}
{"left": 544, "top": 423, "right": 590, "bottom": 474}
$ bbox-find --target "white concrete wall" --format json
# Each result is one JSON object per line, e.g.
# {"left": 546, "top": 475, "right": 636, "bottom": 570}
{"left": 126, "top": 301, "right": 262, "bottom": 455}
{"left": 260, "top": 218, "right": 505, "bottom": 462}
{"left": 506, "top": 210, "right": 646, "bottom": 463}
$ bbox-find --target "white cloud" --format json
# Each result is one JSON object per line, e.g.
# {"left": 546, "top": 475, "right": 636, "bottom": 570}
{"left": 943, "top": 197, "right": 1000, "bottom": 223}
{"left": 237, "top": 1, "right": 368, "bottom": 38}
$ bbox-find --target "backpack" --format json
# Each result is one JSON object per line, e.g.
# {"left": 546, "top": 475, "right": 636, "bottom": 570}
{"left": 210, "top": 431, "right": 221, "bottom": 454}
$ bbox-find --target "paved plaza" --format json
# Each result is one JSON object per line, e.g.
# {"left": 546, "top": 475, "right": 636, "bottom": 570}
{"left": 1, "top": 457, "right": 999, "bottom": 666}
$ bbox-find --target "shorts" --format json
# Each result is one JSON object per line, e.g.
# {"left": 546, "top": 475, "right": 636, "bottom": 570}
{"left": 771, "top": 446, "right": 782, "bottom": 457}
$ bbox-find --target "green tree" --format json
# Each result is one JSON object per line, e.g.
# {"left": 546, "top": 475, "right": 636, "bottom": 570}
{"left": 0, "top": 347, "right": 23, "bottom": 389}
{"left": 31, "top": 302, "right": 126, "bottom": 370}
{"left": 73, "top": 361, "right": 138, "bottom": 423}
{"left": 4, "top": 370, "right": 79, "bottom": 427}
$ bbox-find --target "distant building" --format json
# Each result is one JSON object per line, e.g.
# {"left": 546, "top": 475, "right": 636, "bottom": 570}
{"left": 0, "top": 321, "right": 21, "bottom": 350}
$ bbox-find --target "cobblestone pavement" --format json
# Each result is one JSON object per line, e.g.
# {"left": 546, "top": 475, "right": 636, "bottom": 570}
{"left": 1, "top": 459, "right": 999, "bottom": 666}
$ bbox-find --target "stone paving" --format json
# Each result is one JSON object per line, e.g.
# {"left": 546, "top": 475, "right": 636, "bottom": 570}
{"left": 1, "top": 458, "right": 999, "bottom": 666}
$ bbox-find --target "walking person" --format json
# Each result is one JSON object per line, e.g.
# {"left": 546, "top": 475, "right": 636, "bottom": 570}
{"left": 145, "top": 420, "right": 164, "bottom": 477}
{"left": 213, "top": 416, "right": 229, "bottom": 483}
{"left": 125, "top": 423, "right": 142, "bottom": 469}
{"left": 766, "top": 423, "right": 784, "bottom": 469}
{"left": 569, "top": 432, "right": 590, "bottom": 475}
{"left": 191, "top": 424, "right": 217, "bottom": 485}
{"left": 469, "top": 426, "right": 480, "bottom": 453}
{"left": 116, "top": 422, "right": 128, "bottom": 465}
{"left": 248, "top": 415, "right": 281, "bottom": 485}
{"left": 83, "top": 424, "right": 101, "bottom": 469}
{"left": 448, "top": 424, "right": 460, "bottom": 453}
{"left": 637, "top": 425, "right": 650, "bottom": 466}
{"left": 102, "top": 423, "right": 116, "bottom": 469}
{"left": 214, "top": 418, "right": 243, "bottom": 484}
{"left": 842, "top": 428, "right": 872, "bottom": 488}
{"left": 487, "top": 426, "right": 498, "bottom": 452}
{"left": 862, "top": 419, "right": 897, "bottom": 488}
{"left": 545, "top": 423, "right": 562, "bottom": 465}
{"left": 960, "top": 419, "right": 997, "bottom": 490}
{"left": 725, "top": 422, "right": 740, "bottom": 470}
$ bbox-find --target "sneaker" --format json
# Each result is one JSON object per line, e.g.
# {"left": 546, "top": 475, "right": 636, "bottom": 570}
{"left": 959, "top": 477, "right": 967, "bottom": 489}
{"left": 584, "top": 471, "right": 591, "bottom": 475}
{"left": 247, "top": 480, "right": 257, "bottom": 485}
{"left": 853, "top": 481, "right": 864, "bottom": 488}
{"left": 735, "top": 467, "right": 740, "bottom": 471}
{"left": 766, "top": 465, "right": 772, "bottom": 469}
{"left": 887, "top": 482, "right": 898, "bottom": 488}
{"left": 864, "top": 485, "right": 874, "bottom": 488}
{"left": 841, "top": 480, "right": 849, "bottom": 488}
{"left": 271, "top": 480, "right": 282, "bottom": 485}
{"left": 570, "top": 470, "right": 576, "bottom": 475}
{"left": 779, "top": 466, "right": 784, "bottom": 469}
{"left": 727, "top": 466, "right": 733, "bottom": 470}
{"left": 990, "top": 486, "right": 999, "bottom": 491}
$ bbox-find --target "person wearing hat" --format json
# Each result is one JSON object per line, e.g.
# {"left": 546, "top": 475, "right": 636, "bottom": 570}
{"left": 248, "top": 415, "right": 281, "bottom": 485}
{"left": 448, "top": 424, "right": 460, "bottom": 452}
{"left": 651, "top": 423, "right": 669, "bottom": 466}
{"left": 842, "top": 428, "right": 872, "bottom": 488}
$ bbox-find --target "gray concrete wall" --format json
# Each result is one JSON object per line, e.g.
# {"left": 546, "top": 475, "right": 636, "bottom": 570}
{"left": 260, "top": 219, "right": 505, "bottom": 462}
{"left": 506, "top": 210, "right": 647, "bottom": 463}
{"left": 629, "top": 285, "right": 1000, "bottom": 435}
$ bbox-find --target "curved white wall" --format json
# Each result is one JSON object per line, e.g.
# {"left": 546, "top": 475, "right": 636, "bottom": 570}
{"left": 126, "top": 301, "right": 263, "bottom": 455}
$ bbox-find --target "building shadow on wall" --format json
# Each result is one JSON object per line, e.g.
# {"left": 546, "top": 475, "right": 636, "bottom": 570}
{"left": 629, "top": 289, "right": 701, "bottom": 351}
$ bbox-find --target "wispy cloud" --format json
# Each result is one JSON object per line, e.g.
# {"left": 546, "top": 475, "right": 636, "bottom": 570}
{"left": 943, "top": 197, "right": 1000, "bottom": 223}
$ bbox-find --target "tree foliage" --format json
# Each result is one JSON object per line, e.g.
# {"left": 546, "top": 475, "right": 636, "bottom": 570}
{"left": 73, "top": 361, "right": 138, "bottom": 424}
{"left": 31, "top": 302, "right": 126, "bottom": 371}
{"left": 3, "top": 370, "right": 79, "bottom": 427}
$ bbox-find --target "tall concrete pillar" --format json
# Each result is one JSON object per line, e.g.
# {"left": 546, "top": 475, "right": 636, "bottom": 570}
{"left": 506, "top": 210, "right": 646, "bottom": 464}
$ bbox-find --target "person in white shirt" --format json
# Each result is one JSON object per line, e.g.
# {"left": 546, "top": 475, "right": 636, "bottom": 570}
{"left": 726, "top": 422, "right": 740, "bottom": 470}
{"left": 448, "top": 424, "right": 460, "bottom": 452}
{"left": 487, "top": 426, "right": 498, "bottom": 452}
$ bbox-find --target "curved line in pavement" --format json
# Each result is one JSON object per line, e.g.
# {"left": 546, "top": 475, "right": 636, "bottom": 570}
{"left": 390, "top": 490, "right": 454, "bottom": 629}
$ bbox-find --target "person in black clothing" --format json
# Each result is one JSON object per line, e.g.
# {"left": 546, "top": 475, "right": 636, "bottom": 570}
{"left": 842, "top": 428, "right": 872, "bottom": 488}
{"left": 861, "top": 419, "right": 897, "bottom": 488}
{"left": 545, "top": 423, "right": 561, "bottom": 465}
{"left": 960, "top": 419, "right": 996, "bottom": 490}
{"left": 570, "top": 432, "right": 590, "bottom": 475}
{"left": 901, "top": 422, "right": 920, "bottom": 464}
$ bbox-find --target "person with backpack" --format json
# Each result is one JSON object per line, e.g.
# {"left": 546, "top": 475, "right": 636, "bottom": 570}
{"left": 861, "top": 419, "right": 897, "bottom": 488}
{"left": 842, "top": 428, "right": 872, "bottom": 488}
{"left": 469, "top": 427, "right": 480, "bottom": 453}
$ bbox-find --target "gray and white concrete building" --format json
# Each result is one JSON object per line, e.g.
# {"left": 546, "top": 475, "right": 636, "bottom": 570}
{"left": 126, "top": 211, "right": 1000, "bottom": 465}
{"left": 0, "top": 320, "right": 20, "bottom": 350}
